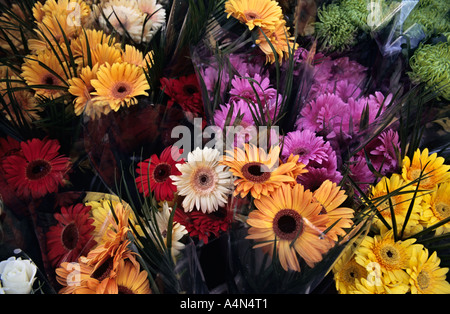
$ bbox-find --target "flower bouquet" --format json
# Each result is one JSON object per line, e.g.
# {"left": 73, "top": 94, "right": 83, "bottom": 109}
{"left": 0, "top": 0, "right": 449, "bottom": 296}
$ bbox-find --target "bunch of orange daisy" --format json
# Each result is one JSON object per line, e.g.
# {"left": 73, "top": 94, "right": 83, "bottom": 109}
{"left": 224, "top": 0, "right": 297, "bottom": 64}
{"left": 55, "top": 200, "right": 152, "bottom": 294}
{"left": 221, "top": 143, "right": 354, "bottom": 272}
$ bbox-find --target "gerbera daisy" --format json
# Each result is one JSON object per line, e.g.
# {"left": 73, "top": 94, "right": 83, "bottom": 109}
{"left": 91, "top": 62, "right": 150, "bottom": 112}
{"left": 135, "top": 146, "right": 184, "bottom": 202}
{"left": 221, "top": 144, "right": 297, "bottom": 199}
{"left": 71, "top": 29, "right": 117, "bottom": 62}
{"left": 407, "top": 246, "right": 450, "bottom": 294}
{"left": 313, "top": 180, "right": 354, "bottom": 242}
{"left": 45, "top": 204, "right": 96, "bottom": 267}
{"left": 420, "top": 182, "right": 450, "bottom": 235}
{"left": 121, "top": 45, "right": 154, "bottom": 70}
{"left": 113, "top": 259, "right": 151, "bottom": 294}
{"left": 368, "top": 174, "right": 423, "bottom": 236}
{"left": 224, "top": 0, "right": 283, "bottom": 31}
{"left": 401, "top": 148, "right": 450, "bottom": 190}
{"left": 97, "top": 0, "right": 147, "bottom": 42}
{"left": 174, "top": 200, "right": 235, "bottom": 244}
{"left": 160, "top": 74, "right": 204, "bottom": 116}
{"left": 150, "top": 201, "right": 187, "bottom": 259}
{"left": 246, "top": 183, "right": 331, "bottom": 272}
{"left": 281, "top": 129, "right": 331, "bottom": 166}
{"left": 355, "top": 230, "right": 418, "bottom": 287}
{"left": 255, "top": 20, "right": 297, "bottom": 64}
{"left": 333, "top": 249, "right": 368, "bottom": 294}
{"left": 68, "top": 64, "right": 111, "bottom": 119}
{"left": 136, "top": 0, "right": 166, "bottom": 41}
{"left": 55, "top": 258, "right": 98, "bottom": 294}
{"left": 170, "top": 147, "right": 233, "bottom": 213}
{"left": 2, "top": 138, "right": 71, "bottom": 199}
{"left": 21, "top": 50, "right": 69, "bottom": 98}
{"left": 229, "top": 73, "right": 277, "bottom": 105}
{"left": 89, "top": 43, "right": 123, "bottom": 68}
{"left": 0, "top": 78, "right": 42, "bottom": 123}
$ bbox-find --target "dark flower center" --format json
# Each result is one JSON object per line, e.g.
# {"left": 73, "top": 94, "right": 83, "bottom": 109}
{"left": 118, "top": 286, "right": 134, "bottom": 294}
{"left": 91, "top": 257, "right": 114, "bottom": 281}
{"left": 183, "top": 84, "right": 198, "bottom": 96}
{"left": 242, "top": 162, "right": 271, "bottom": 183}
{"left": 152, "top": 163, "right": 172, "bottom": 183}
{"left": 26, "top": 159, "right": 52, "bottom": 180}
{"left": 273, "top": 209, "right": 303, "bottom": 241}
{"left": 113, "top": 82, "right": 131, "bottom": 98}
{"left": 43, "top": 75, "right": 56, "bottom": 85}
{"left": 61, "top": 222, "right": 79, "bottom": 251}
{"left": 293, "top": 147, "right": 309, "bottom": 157}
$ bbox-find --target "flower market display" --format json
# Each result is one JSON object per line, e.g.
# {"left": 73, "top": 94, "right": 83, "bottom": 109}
{"left": 0, "top": 0, "right": 449, "bottom": 298}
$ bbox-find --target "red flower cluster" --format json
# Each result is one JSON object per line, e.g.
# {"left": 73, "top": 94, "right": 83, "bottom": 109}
{"left": 174, "top": 205, "right": 234, "bottom": 244}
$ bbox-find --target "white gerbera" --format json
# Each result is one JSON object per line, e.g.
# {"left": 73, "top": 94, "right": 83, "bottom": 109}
{"left": 137, "top": 0, "right": 166, "bottom": 41}
{"left": 171, "top": 147, "right": 233, "bottom": 213}
{"left": 98, "top": 0, "right": 146, "bottom": 42}
{"left": 153, "top": 202, "right": 187, "bottom": 260}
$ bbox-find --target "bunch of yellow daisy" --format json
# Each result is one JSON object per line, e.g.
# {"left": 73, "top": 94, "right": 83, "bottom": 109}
{"left": 333, "top": 230, "right": 450, "bottom": 294}
{"left": 19, "top": 0, "right": 153, "bottom": 120}
{"left": 224, "top": 0, "right": 297, "bottom": 64}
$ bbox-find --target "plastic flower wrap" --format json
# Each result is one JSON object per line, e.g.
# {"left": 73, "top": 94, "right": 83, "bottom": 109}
{"left": 0, "top": 0, "right": 448, "bottom": 296}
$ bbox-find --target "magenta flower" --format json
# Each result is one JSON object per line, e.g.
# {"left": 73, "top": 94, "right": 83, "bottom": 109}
{"left": 229, "top": 73, "right": 277, "bottom": 105}
{"left": 281, "top": 129, "right": 331, "bottom": 166}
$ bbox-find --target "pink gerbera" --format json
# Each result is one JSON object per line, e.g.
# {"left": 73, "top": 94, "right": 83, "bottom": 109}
{"left": 2, "top": 138, "right": 71, "bottom": 199}
{"left": 297, "top": 93, "right": 348, "bottom": 136}
{"left": 229, "top": 73, "right": 277, "bottom": 105}
{"left": 281, "top": 129, "right": 331, "bottom": 166}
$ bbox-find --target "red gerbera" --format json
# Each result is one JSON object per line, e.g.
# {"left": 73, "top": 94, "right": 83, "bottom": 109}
{"left": 2, "top": 138, "right": 71, "bottom": 199}
{"left": 136, "top": 146, "right": 184, "bottom": 202}
{"left": 46, "top": 203, "right": 97, "bottom": 268}
{"left": 160, "top": 74, "right": 204, "bottom": 116}
{"left": 174, "top": 204, "right": 234, "bottom": 244}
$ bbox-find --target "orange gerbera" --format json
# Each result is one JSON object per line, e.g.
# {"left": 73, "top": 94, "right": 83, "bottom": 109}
{"left": 312, "top": 180, "right": 354, "bottom": 242}
{"left": 221, "top": 144, "right": 298, "bottom": 199}
{"left": 246, "top": 183, "right": 331, "bottom": 272}
{"left": 99, "top": 259, "right": 151, "bottom": 294}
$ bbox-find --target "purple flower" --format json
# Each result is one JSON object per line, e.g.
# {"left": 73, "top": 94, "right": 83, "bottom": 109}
{"left": 229, "top": 73, "right": 277, "bottom": 105}
{"left": 281, "top": 129, "right": 331, "bottom": 166}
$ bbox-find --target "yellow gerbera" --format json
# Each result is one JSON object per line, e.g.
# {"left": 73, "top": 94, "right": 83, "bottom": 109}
{"left": 255, "top": 20, "right": 297, "bottom": 64}
{"left": 407, "top": 246, "right": 450, "bottom": 294}
{"left": 221, "top": 144, "right": 297, "bottom": 199}
{"left": 21, "top": 50, "right": 68, "bottom": 98}
{"left": 420, "top": 182, "right": 450, "bottom": 235}
{"left": 355, "top": 230, "right": 418, "bottom": 288}
{"left": 332, "top": 249, "right": 368, "bottom": 294}
{"left": 84, "top": 192, "right": 143, "bottom": 244}
{"left": 0, "top": 77, "right": 42, "bottom": 123}
{"left": 113, "top": 260, "right": 151, "bottom": 294}
{"left": 68, "top": 64, "right": 111, "bottom": 119}
{"left": 313, "top": 180, "right": 354, "bottom": 242}
{"left": 246, "top": 183, "right": 331, "bottom": 272}
{"left": 368, "top": 174, "right": 423, "bottom": 237}
{"left": 90, "top": 62, "right": 150, "bottom": 111}
{"left": 402, "top": 148, "right": 450, "bottom": 190}
{"left": 225, "top": 0, "right": 283, "bottom": 31}
{"left": 121, "top": 45, "right": 154, "bottom": 70}
{"left": 89, "top": 43, "right": 123, "bottom": 68}
{"left": 71, "top": 29, "right": 117, "bottom": 62}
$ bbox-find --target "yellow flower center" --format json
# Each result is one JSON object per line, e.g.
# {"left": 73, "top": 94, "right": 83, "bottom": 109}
{"left": 374, "top": 243, "right": 405, "bottom": 271}
{"left": 341, "top": 260, "right": 367, "bottom": 285}
{"left": 417, "top": 270, "right": 431, "bottom": 290}
{"left": 410, "top": 168, "right": 432, "bottom": 187}
{"left": 435, "top": 202, "right": 450, "bottom": 219}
